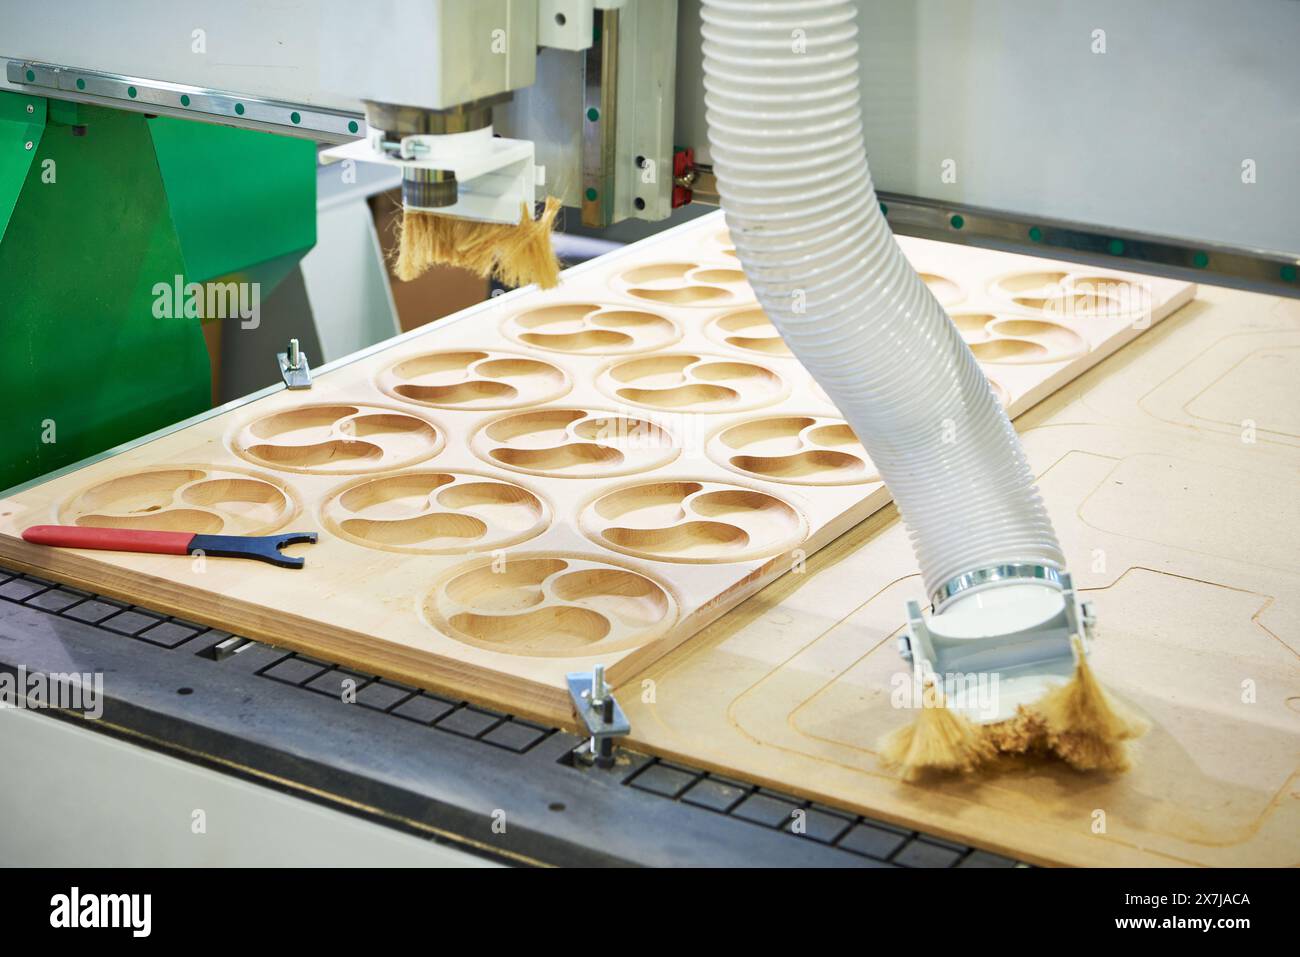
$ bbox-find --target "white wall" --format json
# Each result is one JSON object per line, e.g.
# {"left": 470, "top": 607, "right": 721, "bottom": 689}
{"left": 679, "top": 0, "right": 1300, "bottom": 255}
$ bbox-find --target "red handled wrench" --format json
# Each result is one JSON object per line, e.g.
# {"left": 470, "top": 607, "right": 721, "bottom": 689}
{"left": 22, "top": 525, "right": 317, "bottom": 569}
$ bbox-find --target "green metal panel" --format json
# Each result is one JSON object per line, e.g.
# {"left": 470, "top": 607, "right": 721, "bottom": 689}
{"left": 47, "top": 98, "right": 83, "bottom": 128}
{"left": 149, "top": 116, "right": 316, "bottom": 290}
{"left": 0, "top": 101, "right": 210, "bottom": 490}
{"left": 0, "top": 91, "right": 45, "bottom": 242}
{"left": 0, "top": 102, "right": 318, "bottom": 491}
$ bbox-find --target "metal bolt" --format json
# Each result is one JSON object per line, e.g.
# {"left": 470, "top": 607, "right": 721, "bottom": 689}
{"left": 589, "top": 664, "right": 606, "bottom": 709}
{"left": 24, "top": 141, "right": 33, "bottom": 151}
{"left": 287, "top": 338, "right": 300, "bottom": 370}
{"left": 26, "top": 104, "right": 34, "bottom": 114}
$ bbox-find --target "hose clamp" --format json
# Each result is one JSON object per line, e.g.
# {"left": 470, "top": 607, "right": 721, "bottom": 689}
{"left": 931, "top": 563, "right": 1064, "bottom": 611}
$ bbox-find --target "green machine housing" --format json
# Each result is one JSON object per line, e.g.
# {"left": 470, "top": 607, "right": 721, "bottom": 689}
{"left": 0, "top": 90, "right": 316, "bottom": 491}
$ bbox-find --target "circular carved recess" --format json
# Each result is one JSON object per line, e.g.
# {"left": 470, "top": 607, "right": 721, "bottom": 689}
{"left": 919, "top": 272, "right": 964, "bottom": 307}
{"left": 424, "top": 553, "right": 677, "bottom": 657}
{"left": 502, "top": 302, "right": 680, "bottom": 355}
{"left": 612, "top": 260, "right": 752, "bottom": 308}
{"left": 708, "top": 414, "right": 879, "bottom": 486}
{"left": 1066, "top": 275, "right": 1152, "bottom": 318}
{"left": 378, "top": 349, "right": 570, "bottom": 410}
{"left": 949, "top": 311, "right": 1088, "bottom": 365}
{"left": 706, "top": 306, "right": 793, "bottom": 357}
{"left": 580, "top": 480, "right": 807, "bottom": 564}
{"left": 987, "top": 270, "right": 1150, "bottom": 320}
{"left": 472, "top": 408, "right": 679, "bottom": 478}
{"left": 322, "top": 470, "right": 549, "bottom": 554}
{"left": 597, "top": 353, "right": 787, "bottom": 413}
{"left": 705, "top": 228, "right": 738, "bottom": 260}
{"left": 232, "top": 403, "right": 443, "bottom": 474}
{"left": 59, "top": 465, "right": 297, "bottom": 535}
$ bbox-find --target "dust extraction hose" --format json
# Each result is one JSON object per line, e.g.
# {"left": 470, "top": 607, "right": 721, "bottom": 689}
{"left": 700, "top": 0, "right": 1065, "bottom": 600}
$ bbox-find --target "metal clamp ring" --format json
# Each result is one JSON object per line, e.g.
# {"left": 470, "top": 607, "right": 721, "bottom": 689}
{"left": 931, "top": 563, "right": 1064, "bottom": 611}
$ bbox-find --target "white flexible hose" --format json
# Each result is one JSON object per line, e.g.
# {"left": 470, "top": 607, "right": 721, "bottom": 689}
{"left": 700, "top": 0, "right": 1065, "bottom": 600}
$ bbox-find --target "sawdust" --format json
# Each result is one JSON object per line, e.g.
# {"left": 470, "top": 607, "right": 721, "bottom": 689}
{"left": 880, "top": 679, "right": 995, "bottom": 781}
{"left": 393, "top": 196, "right": 562, "bottom": 289}
{"left": 881, "top": 638, "right": 1146, "bottom": 780}
{"left": 1035, "top": 637, "right": 1148, "bottom": 772}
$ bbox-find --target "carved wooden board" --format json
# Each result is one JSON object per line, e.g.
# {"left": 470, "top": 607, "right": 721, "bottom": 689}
{"left": 0, "top": 211, "right": 1194, "bottom": 727}
{"left": 617, "top": 281, "right": 1300, "bottom": 867}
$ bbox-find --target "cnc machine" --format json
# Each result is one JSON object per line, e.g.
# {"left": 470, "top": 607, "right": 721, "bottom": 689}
{"left": 1, "top": 0, "right": 1297, "bottom": 868}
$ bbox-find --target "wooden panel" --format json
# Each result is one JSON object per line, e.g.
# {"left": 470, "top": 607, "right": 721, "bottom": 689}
{"left": 0, "top": 211, "right": 1194, "bottom": 726}
{"left": 617, "top": 283, "right": 1300, "bottom": 867}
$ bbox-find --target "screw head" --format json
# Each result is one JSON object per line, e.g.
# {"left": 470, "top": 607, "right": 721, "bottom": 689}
{"left": 24, "top": 141, "right": 33, "bottom": 151}
{"left": 26, "top": 104, "right": 34, "bottom": 114}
